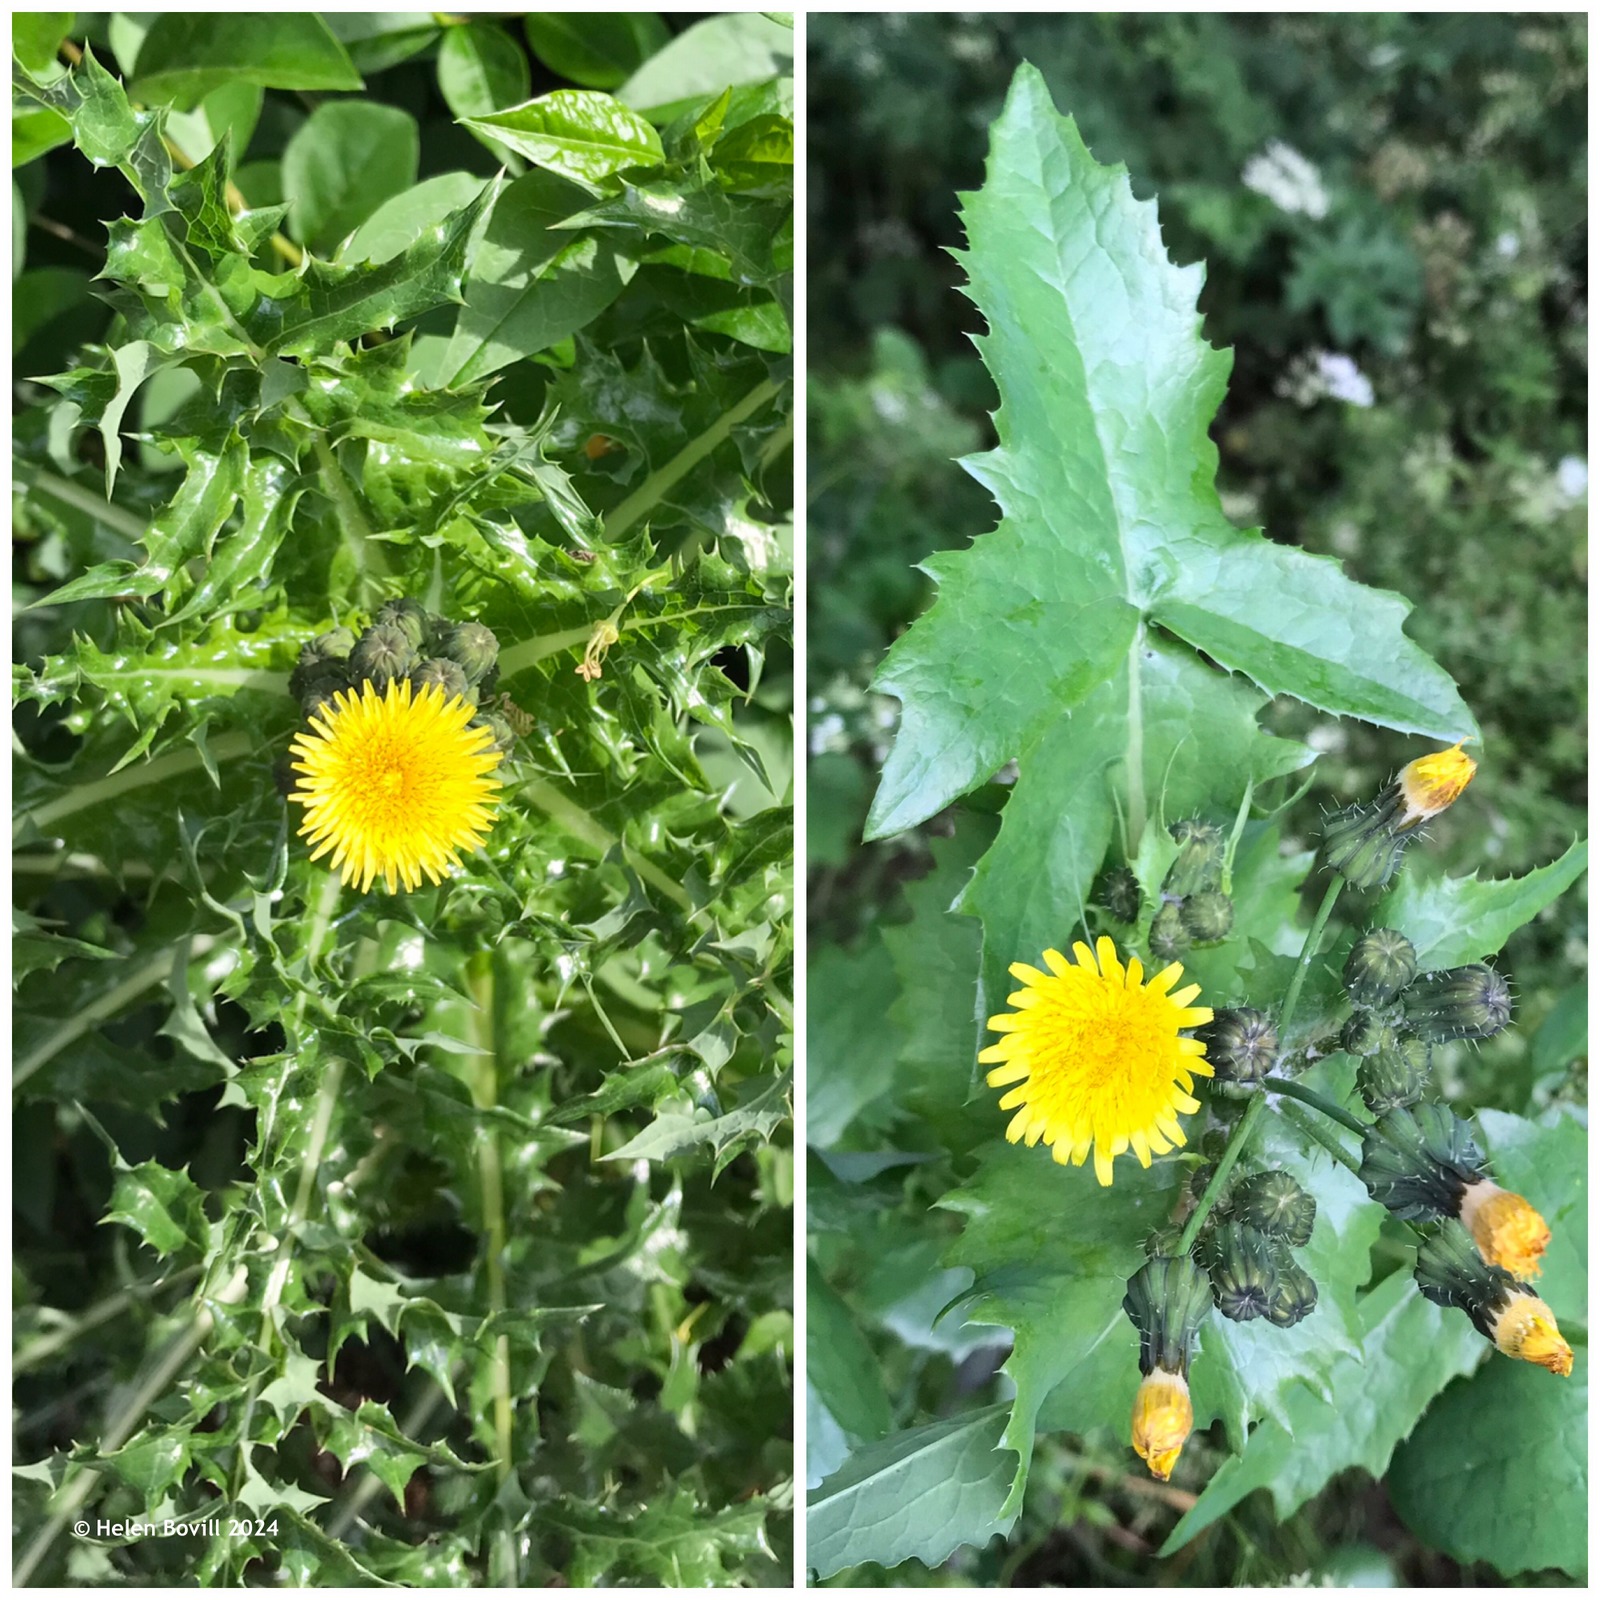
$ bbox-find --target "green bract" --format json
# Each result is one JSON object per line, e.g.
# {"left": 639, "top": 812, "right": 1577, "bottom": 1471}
{"left": 14, "top": 13, "right": 792, "bottom": 1588}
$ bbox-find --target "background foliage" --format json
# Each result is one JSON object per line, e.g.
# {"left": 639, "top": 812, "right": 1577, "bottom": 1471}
{"left": 807, "top": 14, "right": 1585, "bottom": 1587}
{"left": 14, "top": 10, "right": 792, "bottom": 1586}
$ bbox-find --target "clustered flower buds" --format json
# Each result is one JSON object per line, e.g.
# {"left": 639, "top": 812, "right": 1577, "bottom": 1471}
{"left": 1321, "top": 742, "right": 1477, "bottom": 890}
{"left": 1135, "top": 818, "right": 1238, "bottom": 963}
{"left": 1196, "top": 1007, "right": 1277, "bottom": 1097}
{"left": 1194, "top": 1169, "right": 1319, "bottom": 1329}
{"left": 1401, "top": 963, "right": 1513, "bottom": 1043}
{"left": 1096, "top": 865, "right": 1143, "bottom": 925}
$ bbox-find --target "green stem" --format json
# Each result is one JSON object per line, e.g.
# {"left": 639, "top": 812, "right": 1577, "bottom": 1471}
{"left": 14, "top": 1266, "right": 203, "bottom": 1373}
{"left": 1179, "top": 875, "right": 1345, "bottom": 1253}
{"left": 466, "top": 950, "right": 518, "bottom": 1586}
{"left": 16, "top": 732, "right": 254, "bottom": 836}
{"left": 1263, "top": 1075, "right": 1371, "bottom": 1139}
{"left": 605, "top": 376, "right": 782, "bottom": 539}
{"left": 1278, "top": 1101, "right": 1363, "bottom": 1175}
{"left": 21, "top": 468, "right": 150, "bottom": 543}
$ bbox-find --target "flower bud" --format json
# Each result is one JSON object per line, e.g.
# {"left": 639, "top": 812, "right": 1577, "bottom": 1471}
{"left": 1199, "top": 1128, "right": 1229, "bottom": 1162}
{"left": 440, "top": 620, "right": 500, "bottom": 687}
{"left": 1356, "top": 1034, "right": 1431, "bottom": 1116}
{"left": 410, "top": 657, "right": 472, "bottom": 706}
{"left": 1149, "top": 901, "right": 1190, "bottom": 961}
{"left": 1197, "top": 1008, "right": 1277, "bottom": 1087}
{"left": 1395, "top": 741, "right": 1476, "bottom": 829}
{"left": 1205, "top": 1221, "right": 1279, "bottom": 1322}
{"left": 1164, "top": 819, "right": 1225, "bottom": 898}
{"left": 290, "top": 657, "right": 351, "bottom": 715}
{"left": 1231, "top": 1169, "right": 1316, "bottom": 1249}
{"left": 1130, "top": 1369, "right": 1193, "bottom": 1482}
{"left": 1122, "top": 1254, "right": 1213, "bottom": 1376}
{"left": 1096, "top": 865, "right": 1142, "bottom": 925}
{"left": 375, "top": 597, "right": 429, "bottom": 651}
{"left": 1459, "top": 1179, "right": 1551, "bottom": 1280}
{"left": 1401, "top": 963, "right": 1512, "bottom": 1043}
{"left": 350, "top": 622, "right": 418, "bottom": 690}
{"left": 1340, "top": 1009, "right": 1393, "bottom": 1058}
{"left": 1343, "top": 927, "right": 1418, "bottom": 1009}
{"left": 1187, "top": 1161, "right": 1218, "bottom": 1209}
{"left": 1359, "top": 1102, "right": 1487, "bottom": 1220}
{"left": 1321, "top": 801, "right": 1407, "bottom": 890}
{"left": 297, "top": 626, "right": 356, "bottom": 669}
{"left": 1180, "top": 889, "right": 1234, "bottom": 944}
{"left": 1487, "top": 1289, "right": 1572, "bottom": 1376}
{"left": 1265, "top": 1261, "right": 1318, "bottom": 1329}
{"left": 474, "top": 712, "right": 518, "bottom": 757}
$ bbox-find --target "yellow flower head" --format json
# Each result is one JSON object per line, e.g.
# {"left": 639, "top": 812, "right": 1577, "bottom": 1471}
{"left": 1489, "top": 1290, "right": 1573, "bottom": 1377}
{"left": 1459, "top": 1179, "right": 1551, "bottom": 1280}
{"left": 1396, "top": 741, "right": 1477, "bottom": 828}
{"left": 288, "top": 679, "right": 503, "bottom": 894}
{"left": 1131, "top": 1369, "right": 1193, "bottom": 1482}
{"left": 980, "top": 936, "right": 1213, "bottom": 1185}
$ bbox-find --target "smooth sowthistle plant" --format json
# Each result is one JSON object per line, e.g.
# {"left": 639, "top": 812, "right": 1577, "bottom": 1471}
{"left": 807, "top": 62, "right": 1585, "bottom": 1582}
{"left": 15, "top": 13, "right": 792, "bottom": 1588}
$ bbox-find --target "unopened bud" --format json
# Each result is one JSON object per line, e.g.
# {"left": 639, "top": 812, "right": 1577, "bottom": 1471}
{"left": 1180, "top": 889, "right": 1234, "bottom": 944}
{"left": 1401, "top": 963, "right": 1512, "bottom": 1043}
{"left": 374, "top": 597, "right": 429, "bottom": 651}
{"left": 1322, "top": 801, "right": 1407, "bottom": 890}
{"left": 1344, "top": 927, "right": 1418, "bottom": 1008}
{"left": 1197, "top": 1008, "right": 1277, "bottom": 1087}
{"left": 1265, "top": 1261, "right": 1318, "bottom": 1329}
{"left": 1164, "top": 819, "right": 1225, "bottom": 898}
{"left": 1459, "top": 1179, "right": 1551, "bottom": 1280}
{"left": 1096, "top": 865, "right": 1142, "bottom": 925}
{"left": 290, "top": 657, "right": 351, "bottom": 714}
{"left": 1360, "top": 1102, "right": 1487, "bottom": 1220}
{"left": 1231, "top": 1169, "right": 1316, "bottom": 1249}
{"left": 440, "top": 620, "right": 500, "bottom": 687}
{"left": 410, "top": 657, "right": 472, "bottom": 705}
{"left": 1122, "top": 1254, "right": 1213, "bottom": 1376}
{"left": 297, "top": 626, "right": 355, "bottom": 669}
{"left": 1149, "top": 901, "right": 1190, "bottom": 961}
{"left": 350, "top": 622, "right": 418, "bottom": 690}
{"left": 1340, "top": 1010, "right": 1394, "bottom": 1058}
{"left": 1206, "top": 1222, "right": 1279, "bottom": 1323}
{"left": 1395, "top": 742, "right": 1476, "bottom": 829}
{"left": 1356, "top": 1035, "right": 1432, "bottom": 1115}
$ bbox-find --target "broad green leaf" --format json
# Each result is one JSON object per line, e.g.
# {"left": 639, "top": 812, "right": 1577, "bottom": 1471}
{"left": 12, "top": 13, "right": 73, "bottom": 79}
{"left": 1388, "top": 1350, "right": 1587, "bottom": 1578}
{"left": 1162, "top": 1266, "right": 1486, "bottom": 1554}
{"left": 283, "top": 101, "right": 419, "bottom": 255}
{"left": 343, "top": 171, "right": 484, "bottom": 265}
{"left": 807, "top": 937, "right": 903, "bottom": 1147}
{"left": 323, "top": 11, "right": 439, "bottom": 75}
{"left": 163, "top": 80, "right": 261, "bottom": 170}
{"left": 12, "top": 104, "right": 73, "bottom": 167}
{"left": 618, "top": 14, "right": 793, "bottom": 121}
{"left": 806, "top": 1405, "right": 1013, "bottom": 1579}
{"left": 807, "top": 1259, "right": 892, "bottom": 1452}
{"left": 866, "top": 65, "right": 1473, "bottom": 842}
{"left": 437, "top": 22, "right": 530, "bottom": 129}
{"left": 523, "top": 13, "right": 670, "bottom": 92}
{"left": 130, "top": 14, "right": 362, "bottom": 109}
{"left": 533, "top": 1488, "right": 769, "bottom": 1586}
{"left": 1376, "top": 838, "right": 1588, "bottom": 969}
{"left": 460, "top": 90, "right": 663, "bottom": 188}
{"left": 441, "top": 169, "right": 636, "bottom": 386}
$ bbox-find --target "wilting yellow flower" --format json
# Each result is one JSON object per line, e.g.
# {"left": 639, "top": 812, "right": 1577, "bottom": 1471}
{"left": 1459, "top": 1180, "right": 1551, "bottom": 1279}
{"left": 1488, "top": 1290, "right": 1573, "bottom": 1376}
{"left": 1396, "top": 741, "right": 1477, "bottom": 828}
{"left": 288, "top": 679, "right": 503, "bottom": 894}
{"left": 1131, "top": 1369, "right": 1193, "bottom": 1481}
{"left": 980, "top": 936, "right": 1213, "bottom": 1186}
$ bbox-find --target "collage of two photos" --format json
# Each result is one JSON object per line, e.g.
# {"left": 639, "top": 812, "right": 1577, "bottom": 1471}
{"left": 11, "top": 7, "right": 1588, "bottom": 1591}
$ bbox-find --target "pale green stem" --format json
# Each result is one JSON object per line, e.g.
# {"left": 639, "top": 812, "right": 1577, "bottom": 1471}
{"left": 605, "top": 376, "right": 782, "bottom": 540}
{"left": 1263, "top": 1074, "right": 1370, "bottom": 1138}
{"left": 13, "top": 1266, "right": 250, "bottom": 1586}
{"left": 1221, "top": 778, "right": 1254, "bottom": 897}
{"left": 1278, "top": 1101, "right": 1363, "bottom": 1175}
{"left": 522, "top": 775, "right": 693, "bottom": 913}
{"left": 466, "top": 950, "right": 518, "bottom": 1585}
{"left": 14, "top": 937, "right": 219, "bottom": 1089}
{"left": 14, "top": 1266, "right": 203, "bottom": 1373}
{"left": 1124, "top": 626, "right": 1147, "bottom": 856}
{"left": 21, "top": 468, "right": 150, "bottom": 543}
{"left": 16, "top": 731, "right": 254, "bottom": 836}
{"left": 1180, "top": 874, "right": 1345, "bottom": 1253}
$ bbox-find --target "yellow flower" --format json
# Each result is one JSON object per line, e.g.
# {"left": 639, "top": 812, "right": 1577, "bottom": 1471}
{"left": 1459, "top": 1179, "right": 1551, "bottom": 1279}
{"left": 1131, "top": 1369, "right": 1193, "bottom": 1481}
{"left": 1488, "top": 1289, "right": 1572, "bottom": 1376}
{"left": 1396, "top": 741, "right": 1477, "bottom": 828}
{"left": 980, "top": 936, "right": 1213, "bottom": 1185}
{"left": 288, "top": 679, "right": 503, "bottom": 894}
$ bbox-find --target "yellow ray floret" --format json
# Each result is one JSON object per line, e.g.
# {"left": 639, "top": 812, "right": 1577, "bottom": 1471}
{"left": 1131, "top": 1369, "right": 1193, "bottom": 1481}
{"left": 288, "top": 679, "right": 504, "bottom": 894}
{"left": 981, "top": 935, "right": 1214, "bottom": 1186}
{"left": 1396, "top": 740, "right": 1476, "bottom": 828}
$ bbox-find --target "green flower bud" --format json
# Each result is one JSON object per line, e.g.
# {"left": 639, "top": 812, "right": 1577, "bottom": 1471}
{"left": 296, "top": 626, "right": 356, "bottom": 671}
{"left": 1198, "top": 1007, "right": 1278, "bottom": 1086}
{"left": 350, "top": 622, "right": 418, "bottom": 690}
{"left": 1344, "top": 928, "right": 1418, "bottom": 1009}
{"left": 1231, "top": 1169, "right": 1316, "bottom": 1249}
{"left": 1359, "top": 1101, "right": 1487, "bottom": 1221}
{"left": 1149, "top": 901, "right": 1190, "bottom": 961}
{"left": 474, "top": 712, "right": 518, "bottom": 757}
{"left": 1356, "top": 1035, "right": 1432, "bottom": 1116}
{"left": 375, "top": 597, "right": 429, "bottom": 651}
{"left": 1180, "top": 889, "right": 1234, "bottom": 945}
{"left": 1187, "top": 1161, "right": 1218, "bottom": 1210}
{"left": 1265, "top": 1261, "right": 1319, "bottom": 1329}
{"left": 1164, "top": 819, "right": 1225, "bottom": 898}
{"left": 1205, "top": 1222, "right": 1280, "bottom": 1323}
{"left": 1096, "top": 865, "right": 1142, "bottom": 925}
{"left": 290, "top": 658, "right": 351, "bottom": 715}
{"left": 1401, "top": 963, "right": 1513, "bottom": 1043}
{"left": 1413, "top": 1218, "right": 1521, "bottom": 1336}
{"left": 439, "top": 620, "right": 500, "bottom": 687}
{"left": 1122, "top": 1254, "right": 1213, "bottom": 1376}
{"left": 1322, "top": 800, "right": 1407, "bottom": 890}
{"left": 410, "top": 657, "right": 472, "bottom": 705}
{"left": 1143, "top": 1225, "right": 1186, "bottom": 1260}
{"left": 1199, "top": 1128, "right": 1229, "bottom": 1162}
{"left": 1340, "top": 1009, "right": 1394, "bottom": 1058}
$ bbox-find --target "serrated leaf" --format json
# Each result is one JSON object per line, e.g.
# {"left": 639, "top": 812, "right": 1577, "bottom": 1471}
{"left": 534, "top": 1487, "right": 770, "bottom": 1586}
{"left": 603, "top": 1067, "right": 790, "bottom": 1166}
{"left": 806, "top": 1405, "right": 1014, "bottom": 1579}
{"left": 460, "top": 89, "right": 663, "bottom": 188}
{"left": 103, "top": 1158, "right": 209, "bottom": 1257}
{"left": 1376, "top": 838, "right": 1588, "bottom": 969}
{"left": 866, "top": 64, "right": 1472, "bottom": 843}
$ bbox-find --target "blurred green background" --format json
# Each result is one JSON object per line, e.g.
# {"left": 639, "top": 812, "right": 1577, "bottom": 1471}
{"left": 807, "top": 12, "right": 1585, "bottom": 1586}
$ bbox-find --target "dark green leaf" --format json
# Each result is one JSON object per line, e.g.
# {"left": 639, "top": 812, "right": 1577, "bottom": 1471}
{"left": 131, "top": 14, "right": 362, "bottom": 109}
{"left": 283, "top": 101, "right": 419, "bottom": 255}
{"left": 523, "top": 14, "right": 671, "bottom": 92}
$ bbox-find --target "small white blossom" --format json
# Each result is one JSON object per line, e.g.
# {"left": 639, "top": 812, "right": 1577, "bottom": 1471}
{"left": 1242, "top": 141, "right": 1330, "bottom": 220}
{"left": 1556, "top": 456, "right": 1587, "bottom": 502}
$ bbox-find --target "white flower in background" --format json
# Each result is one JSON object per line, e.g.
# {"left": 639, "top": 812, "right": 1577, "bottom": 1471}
{"left": 1495, "top": 231, "right": 1522, "bottom": 259}
{"left": 1556, "top": 456, "right": 1587, "bottom": 502}
{"left": 1315, "top": 352, "right": 1375, "bottom": 408}
{"left": 1241, "top": 141, "right": 1330, "bottom": 219}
